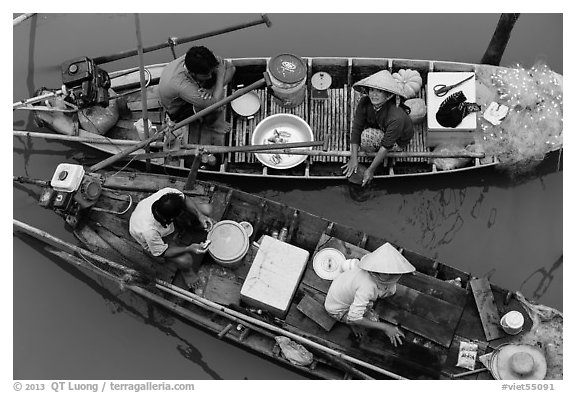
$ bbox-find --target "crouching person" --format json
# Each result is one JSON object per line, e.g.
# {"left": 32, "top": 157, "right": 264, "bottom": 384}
{"left": 324, "top": 243, "right": 415, "bottom": 347}
{"left": 129, "top": 187, "right": 214, "bottom": 290}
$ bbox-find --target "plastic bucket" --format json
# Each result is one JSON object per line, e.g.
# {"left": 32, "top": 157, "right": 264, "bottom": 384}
{"left": 207, "top": 220, "right": 249, "bottom": 269}
{"left": 500, "top": 311, "right": 524, "bottom": 335}
{"left": 267, "top": 54, "right": 307, "bottom": 108}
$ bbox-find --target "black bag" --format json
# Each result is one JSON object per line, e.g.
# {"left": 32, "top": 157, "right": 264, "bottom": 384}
{"left": 436, "top": 91, "right": 481, "bottom": 128}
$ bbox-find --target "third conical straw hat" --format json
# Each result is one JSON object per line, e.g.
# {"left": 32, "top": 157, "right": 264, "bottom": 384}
{"left": 358, "top": 242, "right": 415, "bottom": 274}
{"left": 353, "top": 70, "right": 407, "bottom": 99}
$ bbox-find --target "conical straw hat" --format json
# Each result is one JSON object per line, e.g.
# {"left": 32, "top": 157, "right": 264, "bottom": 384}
{"left": 491, "top": 344, "right": 547, "bottom": 380}
{"left": 358, "top": 243, "right": 416, "bottom": 274}
{"left": 353, "top": 70, "right": 408, "bottom": 99}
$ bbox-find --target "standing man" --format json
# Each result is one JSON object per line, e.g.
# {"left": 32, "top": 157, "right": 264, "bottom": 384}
{"left": 129, "top": 187, "right": 214, "bottom": 289}
{"left": 159, "top": 46, "right": 236, "bottom": 142}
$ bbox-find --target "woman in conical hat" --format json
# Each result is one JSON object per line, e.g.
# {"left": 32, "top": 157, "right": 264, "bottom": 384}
{"left": 341, "top": 70, "right": 415, "bottom": 187}
{"left": 324, "top": 243, "right": 415, "bottom": 347}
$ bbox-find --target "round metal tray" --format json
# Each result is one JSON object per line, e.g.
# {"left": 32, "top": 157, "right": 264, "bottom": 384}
{"left": 251, "top": 114, "right": 314, "bottom": 170}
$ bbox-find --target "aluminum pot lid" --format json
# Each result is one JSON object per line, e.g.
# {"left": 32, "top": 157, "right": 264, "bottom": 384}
{"left": 313, "top": 248, "right": 346, "bottom": 280}
{"left": 268, "top": 54, "right": 307, "bottom": 84}
{"left": 231, "top": 91, "right": 261, "bottom": 117}
{"left": 207, "top": 220, "right": 249, "bottom": 261}
{"left": 311, "top": 72, "right": 332, "bottom": 90}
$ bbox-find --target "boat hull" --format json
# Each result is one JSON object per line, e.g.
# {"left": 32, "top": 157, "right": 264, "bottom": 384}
{"left": 32, "top": 57, "right": 563, "bottom": 180}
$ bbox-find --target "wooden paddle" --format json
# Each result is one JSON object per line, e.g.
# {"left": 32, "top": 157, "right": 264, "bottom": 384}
{"left": 92, "top": 14, "right": 272, "bottom": 65}
{"left": 88, "top": 77, "right": 267, "bottom": 172}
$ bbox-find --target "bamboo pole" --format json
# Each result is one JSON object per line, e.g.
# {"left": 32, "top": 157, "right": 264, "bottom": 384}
{"left": 12, "top": 131, "right": 324, "bottom": 154}
{"left": 134, "top": 14, "right": 151, "bottom": 172}
{"left": 92, "top": 14, "right": 271, "bottom": 65}
{"left": 13, "top": 220, "right": 139, "bottom": 277}
{"left": 14, "top": 130, "right": 484, "bottom": 160}
{"left": 88, "top": 77, "right": 267, "bottom": 172}
{"left": 13, "top": 131, "right": 155, "bottom": 146}
{"left": 13, "top": 218, "right": 403, "bottom": 380}
{"left": 13, "top": 13, "right": 35, "bottom": 27}
{"left": 13, "top": 90, "right": 64, "bottom": 110}
{"left": 452, "top": 368, "right": 489, "bottom": 378}
{"left": 155, "top": 279, "right": 407, "bottom": 379}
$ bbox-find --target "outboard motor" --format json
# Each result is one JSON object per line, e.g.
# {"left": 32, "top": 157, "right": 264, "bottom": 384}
{"left": 39, "top": 163, "right": 103, "bottom": 228}
{"left": 61, "top": 57, "right": 111, "bottom": 108}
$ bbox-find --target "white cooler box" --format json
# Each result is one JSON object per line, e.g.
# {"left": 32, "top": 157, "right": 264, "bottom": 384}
{"left": 241, "top": 235, "right": 309, "bottom": 317}
{"left": 427, "top": 72, "right": 477, "bottom": 131}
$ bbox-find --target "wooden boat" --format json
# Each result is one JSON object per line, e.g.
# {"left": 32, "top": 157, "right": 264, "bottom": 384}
{"left": 19, "top": 55, "right": 563, "bottom": 180}
{"left": 13, "top": 168, "right": 563, "bottom": 380}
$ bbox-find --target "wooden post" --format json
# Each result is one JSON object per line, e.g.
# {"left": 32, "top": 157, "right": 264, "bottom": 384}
{"left": 481, "top": 14, "right": 520, "bottom": 66}
{"left": 134, "top": 14, "right": 151, "bottom": 172}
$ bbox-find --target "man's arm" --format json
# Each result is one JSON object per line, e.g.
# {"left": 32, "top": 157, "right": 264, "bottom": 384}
{"left": 161, "top": 242, "right": 205, "bottom": 258}
{"left": 183, "top": 196, "right": 214, "bottom": 230}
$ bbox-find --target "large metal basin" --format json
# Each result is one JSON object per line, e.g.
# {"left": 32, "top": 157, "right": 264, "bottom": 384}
{"left": 251, "top": 114, "right": 314, "bottom": 169}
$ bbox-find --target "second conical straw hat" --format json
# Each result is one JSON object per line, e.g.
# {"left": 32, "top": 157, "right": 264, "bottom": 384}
{"left": 358, "top": 242, "right": 415, "bottom": 274}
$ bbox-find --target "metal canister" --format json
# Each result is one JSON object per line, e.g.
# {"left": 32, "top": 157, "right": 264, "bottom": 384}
{"left": 266, "top": 53, "right": 307, "bottom": 108}
{"left": 278, "top": 227, "right": 288, "bottom": 242}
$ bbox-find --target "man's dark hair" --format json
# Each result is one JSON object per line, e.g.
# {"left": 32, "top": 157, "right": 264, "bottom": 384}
{"left": 184, "top": 46, "right": 219, "bottom": 75}
{"left": 153, "top": 192, "right": 185, "bottom": 221}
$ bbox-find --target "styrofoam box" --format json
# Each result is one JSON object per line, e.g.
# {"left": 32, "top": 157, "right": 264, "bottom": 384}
{"left": 241, "top": 235, "right": 310, "bottom": 317}
{"left": 427, "top": 72, "right": 477, "bottom": 131}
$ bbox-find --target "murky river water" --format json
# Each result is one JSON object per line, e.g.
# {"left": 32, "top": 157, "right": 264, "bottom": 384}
{"left": 12, "top": 13, "right": 562, "bottom": 379}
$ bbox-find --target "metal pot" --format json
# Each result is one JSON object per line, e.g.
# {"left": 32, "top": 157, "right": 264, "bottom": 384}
{"left": 206, "top": 220, "right": 249, "bottom": 268}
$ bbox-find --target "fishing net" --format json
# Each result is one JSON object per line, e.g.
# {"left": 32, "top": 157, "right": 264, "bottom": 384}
{"left": 476, "top": 63, "right": 563, "bottom": 177}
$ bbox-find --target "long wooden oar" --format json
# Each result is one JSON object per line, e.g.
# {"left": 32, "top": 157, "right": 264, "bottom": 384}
{"left": 12, "top": 131, "right": 323, "bottom": 154}
{"left": 13, "top": 219, "right": 403, "bottom": 380}
{"left": 92, "top": 14, "right": 271, "bottom": 65}
{"left": 89, "top": 77, "right": 267, "bottom": 172}
{"left": 129, "top": 141, "right": 324, "bottom": 160}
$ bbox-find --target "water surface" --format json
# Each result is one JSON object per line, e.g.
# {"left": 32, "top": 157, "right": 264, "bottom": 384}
{"left": 12, "top": 13, "right": 562, "bottom": 379}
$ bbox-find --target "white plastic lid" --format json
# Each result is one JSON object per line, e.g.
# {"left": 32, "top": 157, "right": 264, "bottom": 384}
{"left": 311, "top": 72, "right": 333, "bottom": 91}
{"left": 313, "top": 248, "right": 345, "bottom": 280}
{"left": 503, "top": 311, "right": 524, "bottom": 328}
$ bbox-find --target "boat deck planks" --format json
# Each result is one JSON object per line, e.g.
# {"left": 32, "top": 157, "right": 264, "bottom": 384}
{"left": 297, "top": 294, "right": 337, "bottom": 332}
{"left": 469, "top": 278, "right": 506, "bottom": 341}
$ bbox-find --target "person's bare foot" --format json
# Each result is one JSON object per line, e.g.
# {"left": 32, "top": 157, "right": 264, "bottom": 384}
{"left": 181, "top": 270, "right": 202, "bottom": 293}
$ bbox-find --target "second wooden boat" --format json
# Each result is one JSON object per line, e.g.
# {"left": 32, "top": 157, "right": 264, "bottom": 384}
{"left": 13, "top": 167, "right": 563, "bottom": 379}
